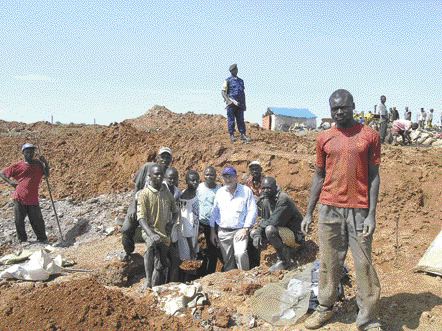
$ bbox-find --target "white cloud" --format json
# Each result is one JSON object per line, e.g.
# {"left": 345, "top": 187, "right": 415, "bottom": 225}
{"left": 14, "top": 74, "right": 54, "bottom": 82}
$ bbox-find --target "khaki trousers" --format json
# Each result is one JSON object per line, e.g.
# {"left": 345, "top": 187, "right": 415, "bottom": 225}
{"left": 218, "top": 228, "right": 249, "bottom": 271}
{"left": 318, "top": 205, "right": 381, "bottom": 328}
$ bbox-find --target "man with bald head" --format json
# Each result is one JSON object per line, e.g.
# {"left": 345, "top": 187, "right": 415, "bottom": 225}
{"left": 250, "top": 176, "right": 304, "bottom": 271}
{"left": 301, "top": 90, "right": 382, "bottom": 330}
{"left": 137, "top": 163, "right": 179, "bottom": 290}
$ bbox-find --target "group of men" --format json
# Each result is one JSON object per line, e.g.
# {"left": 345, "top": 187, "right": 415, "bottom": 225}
{"left": 120, "top": 148, "right": 306, "bottom": 289}
{"left": 1, "top": 88, "right": 384, "bottom": 330}
{"left": 375, "top": 95, "right": 437, "bottom": 144}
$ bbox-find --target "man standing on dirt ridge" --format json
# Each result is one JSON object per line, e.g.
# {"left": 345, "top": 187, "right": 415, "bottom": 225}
{"left": 222, "top": 63, "right": 251, "bottom": 143}
{"left": 0, "top": 143, "right": 50, "bottom": 243}
{"left": 120, "top": 147, "right": 173, "bottom": 262}
{"left": 301, "top": 89, "right": 383, "bottom": 331}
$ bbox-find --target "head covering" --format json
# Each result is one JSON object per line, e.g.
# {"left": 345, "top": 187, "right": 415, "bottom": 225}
{"left": 221, "top": 166, "right": 237, "bottom": 176}
{"left": 21, "top": 143, "right": 36, "bottom": 152}
{"left": 248, "top": 160, "right": 261, "bottom": 168}
{"left": 158, "top": 147, "right": 172, "bottom": 156}
{"left": 229, "top": 63, "right": 237, "bottom": 71}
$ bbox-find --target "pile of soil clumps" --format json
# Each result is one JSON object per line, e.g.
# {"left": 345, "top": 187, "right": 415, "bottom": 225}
{"left": 0, "top": 277, "right": 199, "bottom": 330}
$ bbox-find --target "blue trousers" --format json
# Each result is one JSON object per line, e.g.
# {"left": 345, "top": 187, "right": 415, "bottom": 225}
{"left": 227, "top": 106, "right": 246, "bottom": 135}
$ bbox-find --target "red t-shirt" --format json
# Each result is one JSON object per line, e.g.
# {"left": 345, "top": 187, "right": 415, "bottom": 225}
{"left": 2, "top": 161, "right": 44, "bottom": 205}
{"left": 316, "top": 123, "right": 381, "bottom": 209}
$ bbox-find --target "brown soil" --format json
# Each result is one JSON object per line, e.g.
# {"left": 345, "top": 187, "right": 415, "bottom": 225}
{"left": 180, "top": 259, "right": 203, "bottom": 271}
{"left": 0, "top": 277, "right": 199, "bottom": 330}
{"left": 1, "top": 107, "right": 442, "bottom": 330}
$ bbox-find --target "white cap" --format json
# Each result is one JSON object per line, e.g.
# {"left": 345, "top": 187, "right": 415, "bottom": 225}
{"left": 158, "top": 147, "right": 172, "bottom": 156}
{"left": 248, "top": 160, "right": 261, "bottom": 168}
{"left": 21, "top": 143, "right": 36, "bottom": 152}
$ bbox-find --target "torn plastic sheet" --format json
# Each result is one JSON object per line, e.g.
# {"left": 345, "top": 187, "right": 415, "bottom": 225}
{"left": 0, "top": 250, "right": 64, "bottom": 281}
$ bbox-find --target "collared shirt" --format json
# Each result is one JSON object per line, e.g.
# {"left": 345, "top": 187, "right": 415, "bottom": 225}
{"left": 197, "top": 182, "right": 221, "bottom": 225}
{"left": 137, "top": 184, "right": 178, "bottom": 245}
{"left": 210, "top": 183, "right": 257, "bottom": 229}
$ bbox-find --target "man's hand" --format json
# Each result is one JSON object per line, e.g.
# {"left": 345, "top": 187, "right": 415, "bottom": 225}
{"left": 210, "top": 230, "right": 220, "bottom": 248}
{"left": 151, "top": 233, "right": 162, "bottom": 245}
{"left": 301, "top": 214, "right": 312, "bottom": 235}
{"left": 252, "top": 236, "right": 263, "bottom": 249}
{"left": 362, "top": 214, "right": 376, "bottom": 237}
{"left": 235, "top": 228, "right": 248, "bottom": 241}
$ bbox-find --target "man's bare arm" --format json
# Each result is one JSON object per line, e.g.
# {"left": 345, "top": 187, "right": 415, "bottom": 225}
{"left": 363, "top": 164, "right": 380, "bottom": 237}
{"left": 0, "top": 172, "right": 17, "bottom": 188}
{"left": 301, "top": 167, "right": 325, "bottom": 234}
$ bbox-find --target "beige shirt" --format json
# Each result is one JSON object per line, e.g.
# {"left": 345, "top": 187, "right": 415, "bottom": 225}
{"left": 137, "top": 185, "right": 178, "bottom": 245}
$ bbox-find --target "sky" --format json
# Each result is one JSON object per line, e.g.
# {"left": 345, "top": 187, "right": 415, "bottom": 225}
{"left": 0, "top": 1, "right": 441, "bottom": 125}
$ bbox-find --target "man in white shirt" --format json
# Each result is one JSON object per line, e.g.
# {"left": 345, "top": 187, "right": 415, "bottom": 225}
{"left": 210, "top": 166, "right": 257, "bottom": 271}
{"left": 377, "top": 95, "right": 388, "bottom": 143}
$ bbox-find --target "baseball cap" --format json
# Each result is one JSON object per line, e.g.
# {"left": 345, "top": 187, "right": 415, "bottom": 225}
{"left": 21, "top": 143, "right": 36, "bottom": 152}
{"left": 248, "top": 160, "right": 261, "bottom": 168}
{"left": 221, "top": 166, "right": 237, "bottom": 176}
{"left": 158, "top": 147, "right": 172, "bottom": 156}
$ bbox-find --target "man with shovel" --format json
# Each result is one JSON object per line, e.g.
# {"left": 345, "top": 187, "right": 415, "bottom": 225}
{"left": 0, "top": 143, "right": 50, "bottom": 243}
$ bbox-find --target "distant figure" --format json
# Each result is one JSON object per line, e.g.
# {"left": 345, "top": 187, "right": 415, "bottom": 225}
{"left": 222, "top": 64, "right": 250, "bottom": 143}
{"left": 378, "top": 95, "right": 388, "bottom": 143}
{"left": 302, "top": 89, "right": 382, "bottom": 330}
{"left": 418, "top": 108, "right": 427, "bottom": 129}
{"left": 392, "top": 107, "right": 399, "bottom": 121}
{"left": 391, "top": 120, "right": 418, "bottom": 145}
{"left": 0, "top": 143, "right": 50, "bottom": 243}
{"left": 427, "top": 109, "right": 434, "bottom": 128}
{"left": 137, "top": 164, "right": 179, "bottom": 290}
{"left": 210, "top": 166, "right": 257, "bottom": 271}
{"left": 405, "top": 106, "right": 412, "bottom": 121}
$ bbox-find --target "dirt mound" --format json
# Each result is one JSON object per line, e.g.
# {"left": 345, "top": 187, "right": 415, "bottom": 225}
{"left": 0, "top": 277, "right": 199, "bottom": 330}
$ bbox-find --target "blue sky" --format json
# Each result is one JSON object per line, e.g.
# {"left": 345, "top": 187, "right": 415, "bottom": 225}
{"left": 0, "top": 1, "right": 441, "bottom": 125}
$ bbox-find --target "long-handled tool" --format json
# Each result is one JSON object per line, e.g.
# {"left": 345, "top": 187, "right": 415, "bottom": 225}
{"left": 35, "top": 138, "right": 64, "bottom": 241}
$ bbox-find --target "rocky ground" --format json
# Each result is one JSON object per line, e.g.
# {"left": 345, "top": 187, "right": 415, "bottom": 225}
{"left": 0, "top": 107, "right": 441, "bottom": 330}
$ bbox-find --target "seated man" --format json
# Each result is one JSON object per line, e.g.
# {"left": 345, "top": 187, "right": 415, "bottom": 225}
{"left": 250, "top": 177, "right": 304, "bottom": 272}
{"left": 391, "top": 120, "right": 418, "bottom": 145}
{"left": 137, "top": 164, "right": 179, "bottom": 290}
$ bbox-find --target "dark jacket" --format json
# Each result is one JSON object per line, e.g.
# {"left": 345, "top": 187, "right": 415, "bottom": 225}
{"left": 257, "top": 190, "right": 304, "bottom": 241}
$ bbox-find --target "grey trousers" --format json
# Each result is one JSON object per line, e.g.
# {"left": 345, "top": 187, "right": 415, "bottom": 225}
{"left": 379, "top": 119, "right": 388, "bottom": 143}
{"left": 318, "top": 205, "right": 380, "bottom": 329}
{"left": 218, "top": 228, "right": 249, "bottom": 271}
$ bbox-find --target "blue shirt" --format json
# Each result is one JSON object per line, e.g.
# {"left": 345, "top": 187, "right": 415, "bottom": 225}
{"left": 210, "top": 184, "right": 257, "bottom": 229}
{"left": 225, "top": 76, "right": 246, "bottom": 110}
{"left": 197, "top": 182, "right": 221, "bottom": 225}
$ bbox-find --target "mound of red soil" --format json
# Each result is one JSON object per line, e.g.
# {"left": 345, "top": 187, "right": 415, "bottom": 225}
{"left": 0, "top": 277, "right": 199, "bottom": 330}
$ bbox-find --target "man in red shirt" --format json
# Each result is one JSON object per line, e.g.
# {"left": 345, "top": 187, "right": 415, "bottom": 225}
{"left": 0, "top": 143, "right": 50, "bottom": 243}
{"left": 301, "top": 90, "right": 382, "bottom": 331}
